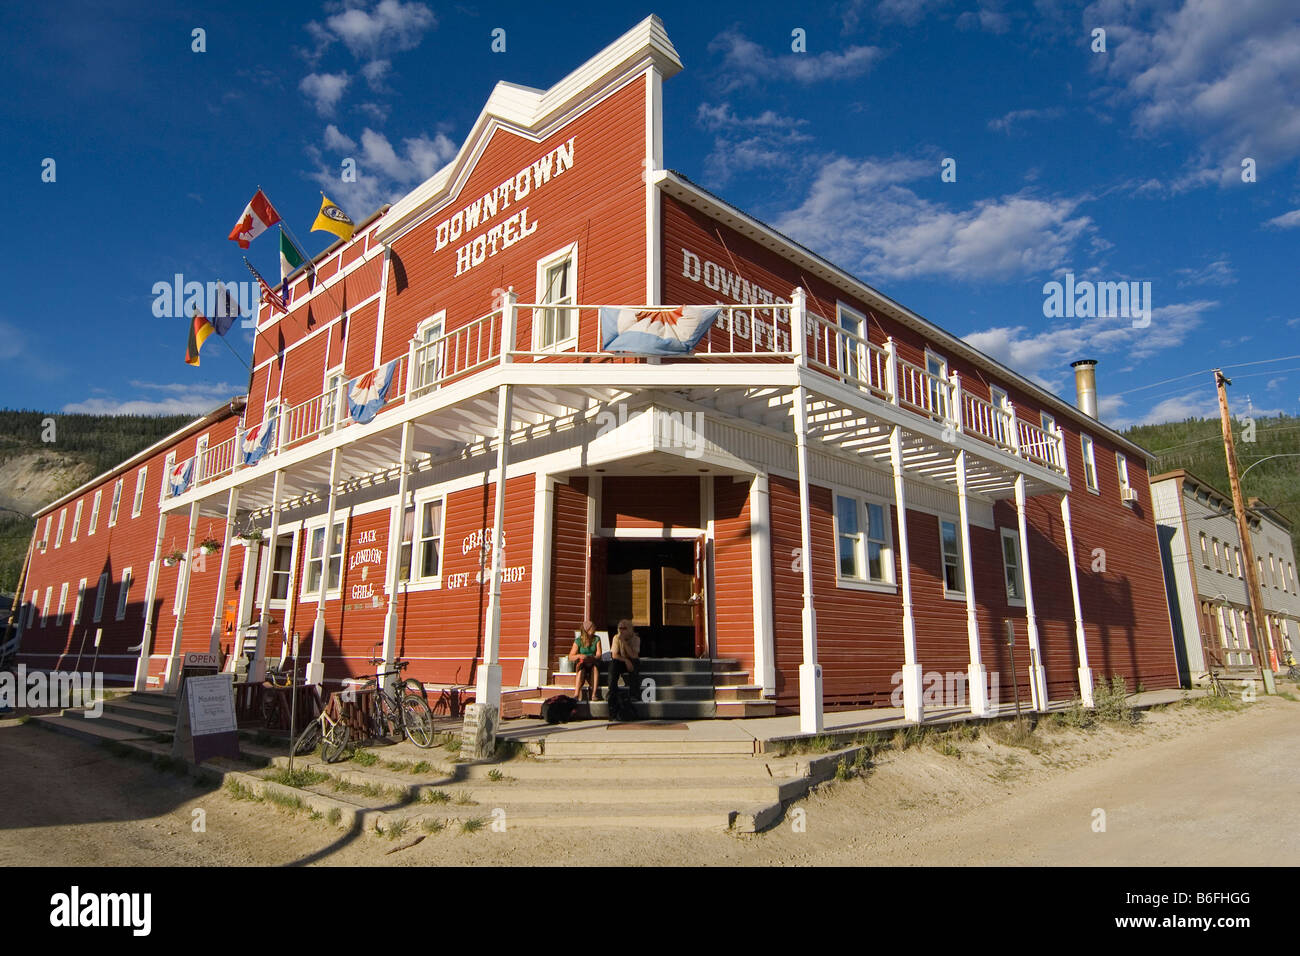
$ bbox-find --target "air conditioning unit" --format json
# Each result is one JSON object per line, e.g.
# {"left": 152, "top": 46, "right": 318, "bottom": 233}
{"left": 1121, "top": 486, "right": 1138, "bottom": 503}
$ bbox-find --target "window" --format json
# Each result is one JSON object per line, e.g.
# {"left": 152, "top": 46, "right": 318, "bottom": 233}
{"left": 132, "top": 466, "right": 148, "bottom": 517}
{"left": 1199, "top": 533, "right": 1209, "bottom": 567}
{"left": 1080, "top": 435, "right": 1099, "bottom": 492}
{"left": 1116, "top": 453, "right": 1131, "bottom": 502}
{"left": 56, "top": 583, "right": 68, "bottom": 626}
{"left": 40, "top": 516, "right": 51, "bottom": 553}
{"left": 924, "top": 349, "right": 948, "bottom": 417}
{"left": 304, "top": 519, "right": 346, "bottom": 595}
{"left": 1257, "top": 556, "right": 1265, "bottom": 584}
{"left": 71, "top": 501, "right": 83, "bottom": 542}
{"left": 834, "top": 495, "right": 892, "bottom": 585}
{"left": 108, "top": 478, "right": 123, "bottom": 526}
{"left": 535, "top": 244, "right": 577, "bottom": 351}
{"left": 398, "top": 504, "right": 415, "bottom": 583}
{"left": 1001, "top": 528, "right": 1025, "bottom": 604}
{"left": 836, "top": 303, "right": 867, "bottom": 385}
{"left": 42, "top": 586, "right": 52, "bottom": 627}
{"left": 160, "top": 454, "right": 175, "bottom": 504}
{"left": 414, "top": 313, "right": 445, "bottom": 392}
{"left": 321, "top": 367, "right": 346, "bottom": 431}
{"left": 417, "top": 499, "right": 444, "bottom": 580}
{"left": 72, "top": 579, "right": 86, "bottom": 626}
{"left": 55, "top": 509, "right": 66, "bottom": 549}
{"left": 1236, "top": 547, "right": 1244, "bottom": 579}
{"left": 939, "top": 518, "right": 965, "bottom": 596}
{"left": 27, "top": 592, "right": 37, "bottom": 629}
{"left": 89, "top": 490, "right": 101, "bottom": 535}
{"left": 1212, "top": 538, "right": 1222, "bottom": 571}
{"left": 990, "top": 386, "right": 1009, "bottom": 445}
{"left": 115, "top": 568, "right": 133, "bottom": 621}
{"left": 267, "top": 534, "right": 295, "bottom": 602}
{"left": 92, "top": 572, "right": 108, "bottom": 623}
{"left": 194, "top": 437, "right": 207, "bottom": 483}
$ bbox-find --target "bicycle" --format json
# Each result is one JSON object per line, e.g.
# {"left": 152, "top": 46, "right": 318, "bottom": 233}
{"left": 358, "top": 657, "right": 436, "bottom": 748}
{"left": 260, "top": 658, "right": 302, "bottom": 730}
{"left": 1283, "top": 652, "right": 1300, "bottom": 683}
{"left": 1205, "top": 668, "right": 1231, "bottom": 699}
{"left": 293, "top": 692, "right": 351, "bottom": 763}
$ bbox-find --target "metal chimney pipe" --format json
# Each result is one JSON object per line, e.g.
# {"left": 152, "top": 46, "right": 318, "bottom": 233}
{"left": 1071, "top": 359, "right": 1098, "bottom": 419}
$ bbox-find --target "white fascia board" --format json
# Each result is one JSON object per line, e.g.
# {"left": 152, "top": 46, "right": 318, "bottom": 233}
{"left": 377, "top": 15, "right": 682, "bottom": 244}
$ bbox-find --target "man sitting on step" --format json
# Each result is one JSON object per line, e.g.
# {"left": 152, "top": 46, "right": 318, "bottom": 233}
{"left": 605, "top": 620, "right": 641, "bottom": 704}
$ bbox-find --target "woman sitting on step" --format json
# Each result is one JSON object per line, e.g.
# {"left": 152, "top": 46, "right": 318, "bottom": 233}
{"left": 568, "top": 621, "right": 602, "bottom": 702}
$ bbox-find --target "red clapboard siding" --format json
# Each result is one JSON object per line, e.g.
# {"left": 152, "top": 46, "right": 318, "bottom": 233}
{"left": 549, "top": 478, "right": 590, "bottom": 669}
{"left": 600, "top": 476, "right": 700, "bottom": 530}
{"left": 711, "top": 477, "right": 754, "bottom": 671}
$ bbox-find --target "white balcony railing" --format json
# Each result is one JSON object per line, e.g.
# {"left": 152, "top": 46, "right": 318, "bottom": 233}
{"left": 164, "top": 294, "right": 1068, "bottom": 501}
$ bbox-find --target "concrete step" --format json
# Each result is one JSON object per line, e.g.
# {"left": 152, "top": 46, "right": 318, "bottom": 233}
{"left": 538, "top": 683, "right": 717, "bottom": 702}
{"left": 715, "top": 700, "right": 776, "bottom": 717}
{"left": 30, "top": 712, "right": 159, "bottom": 745}
{"left": 86, "top": 709, "right": 176, "bottom": 737}
{"left": 102, "top": 698, "right": 180, "bottom": 721}
{"left": 533, "top": 737, "right": 757, "bottom": 758}
{"left": 713, "top": 685, "right": 763, "bottom": 701}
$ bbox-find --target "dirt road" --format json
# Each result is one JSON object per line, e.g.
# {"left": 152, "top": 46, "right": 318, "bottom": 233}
{"left": 1, "top": 696, "right": 1297, "bottom": 866}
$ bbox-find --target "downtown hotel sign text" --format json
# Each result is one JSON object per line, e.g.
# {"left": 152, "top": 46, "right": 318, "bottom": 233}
{"left": 436, "top": 138, "right": 576, "bottom": 277}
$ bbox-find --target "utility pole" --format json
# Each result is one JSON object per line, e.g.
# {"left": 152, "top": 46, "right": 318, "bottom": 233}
{"left": 1214, "top": 369, "right": 1276, "bottom": 695}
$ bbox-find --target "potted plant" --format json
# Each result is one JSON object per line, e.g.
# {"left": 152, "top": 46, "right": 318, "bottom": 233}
{"left": 233, "top": 528, "right": 263, "bottom": 547}
{"left": 199, "top": 536, "right": 222, "bottom": 555}
{"left": 163, "top": 549, "right": 186, "bottom": 567}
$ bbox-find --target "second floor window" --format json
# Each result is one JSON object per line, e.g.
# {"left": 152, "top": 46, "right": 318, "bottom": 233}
{"left": 89, "top": 490, "right": 101, "bottom": 535}
{"left": 109, "top": 478, "right": 123, "bottom": 526}
{"left": 415, "top": 314, "right": 445, "bottom": 392}
{"left": 71, "top": 501, "right": 82, "bottom": 542}
{"left": 1080, "top": 435, "right": 1099, "bottom": 492}
{"left": 536, "top": 246, "right": 576, "bottom": 352}
{"left": 133, "top": 467, "right": 148, "bottom": 517}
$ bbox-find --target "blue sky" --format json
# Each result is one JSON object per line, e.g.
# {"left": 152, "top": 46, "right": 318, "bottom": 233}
{"left": 2, "top": 0, "right": 1298, "bottom": 428}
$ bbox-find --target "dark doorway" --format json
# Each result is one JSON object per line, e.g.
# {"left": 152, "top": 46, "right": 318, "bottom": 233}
{"left": 603, "top": 538, "right": 697, "bottom": 658}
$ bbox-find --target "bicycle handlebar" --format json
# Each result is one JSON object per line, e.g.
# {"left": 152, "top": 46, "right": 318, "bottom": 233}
{"left": 366, "top": 659, "right": 410, "bottom": 670}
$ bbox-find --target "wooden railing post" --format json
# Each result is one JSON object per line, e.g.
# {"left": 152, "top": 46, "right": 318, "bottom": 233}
{"left": 885, "top": 337, "right": 899, "bottom": 404}
{"left": 790, "top": 288, "right": 807, "bottom": 368}
{"left": 949, "top": 372, "right": 964, "bottom": 436}
{"left": 500, "top": 289, "right": 517, "bottom": 364}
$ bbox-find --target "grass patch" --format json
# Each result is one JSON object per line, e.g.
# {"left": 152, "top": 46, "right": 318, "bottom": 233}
{"left": 409, "top": 761, "right": 434, "bottom": 774}
{"left": 421, "top": 789, "right": 451, "bottom": 804}
{"left": 351, "top": 749, "right": 379, "bottom": 767}
{"left": 1052, "top": 698, "right": 1096, "bottom": 730}
{"left": 460, "top": 817, "right": 485, "bottom": 834}
{"left": 1093, "top": 676, "right": 1141, "bottom": 726}
{"left": 494, "top": 738, "right": 529, "bottom": 761}
{"left": 487, "top": 769, "right": 506, "bottom": 782}
{"left": 1277, "top": 691, "right": 1298, "bottom": 702}
{"left": 384, "top": 818, "right": 409, "bottom": 840}
{"left": 326, "top": 807, "right": 342, "bottom": 826}
{"left": 454, "top": 791, "right": 477, "bottom": 806}
{"left": 263, "top": 788, "right": 307, "bottom": 812}
{"left": 421, "top": 818, "right": 445, "bottom": 834}
{"left": 308, "top": 810, "right": 322, "bottom": 821}
{"left": 1193, "top": 693, "right": 1240, "bottom": 712}
{"left": 332, "top": 778, "right": 401, "bottom": 799}
{"left": 224, "top": 779, "right": 260, "bottom": 801}
{"left": 441, "top": 733, "right": 462, "bottom": 753}
{"left": 267, "top": 766, "right": 329, "bottom": 788}
{"left": 986, "top": 719, "right": 1043, "bottom": 753}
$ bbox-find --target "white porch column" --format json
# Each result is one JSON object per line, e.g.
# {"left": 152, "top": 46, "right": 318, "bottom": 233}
{"left": 477, "top": 383, "right": 512, "bottom": 712}
{"left": 525, "top": 473, "right": 555, "bottom": 687}
{"left": 134, "top": 512, "right": 170, "bottom": 691}
{"left": 890, "top": 425, "right": 923, "bottom": 723}
{"left": 955, "top": 451, "right": 989, "bottom": 716}
{"left": 790, "top": 288, "right": 822, "bottom": 733}
{"left": 226, "top": 539, "right": 259, "bottom": 673}
{"left": 1060, "top": 494, "right": 1095, "bottom": 707}
{"left": 251, "top": 470, "right": 285, "bottom": 683}
{"left": 750, "top": 473, "right": 777, "bottom": 695}
{"left": 308, "top": 449, "right": 341, "bottom": 687}
{"left": 381, "top": 421, "right": 415, "bottom": 673}
{"left": 163, "top": 501, "right": 200, "bottom": 693}
{"left": 1013, "top": 474, "right": 1048, "bottom": 709}
{"left": 208, "top": 487, "right": 239, "bottom": 657}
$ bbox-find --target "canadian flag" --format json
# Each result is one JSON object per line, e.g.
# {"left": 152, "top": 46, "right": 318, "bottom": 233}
{"left": 228, "top": 189, "right": 281, "bottom": 248}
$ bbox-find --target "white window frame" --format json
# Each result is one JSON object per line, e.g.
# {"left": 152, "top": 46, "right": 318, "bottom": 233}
{"left": 835, "top": 302, "right": 868, "bottom": 386}
{"left": 1212, "top": 538, "right": 1222, "bottom": 572}
{"left": 71, "top": 500, "right": 83, "bottom": 542}
{"left": 27, "top": 592, "right": 38, "bottom": 629}
{"left": 938, "top": 516, "right": 966, "bottom": 599}
{"left": 1000, "top": 528, "right": 1026, "bottom": 606}
{"left": 832, "top": 491, "right": 895, "bottom": 591}
{"left": 1199, "top": 532, "right": 1209, "bottom": 567}
{"left": 1079, "top": 434, "right": 1099, "bottom": 493}
{"left": 321, "top": 366, "right": 346, "bottom": 432}
{"left": 533, "top": 243, "right": 578, "bottom": 353}
{"left": 194, "top": 436, "right": 208, "bottom": 483}
{"left": 263, "top": 529, "right": 299, "bottom": 608}
{"left": 72, "top": 578, "right": 87, "bottom": 626}
{"left": 89, "top": 490, "right": 101, "bottom": 535}
{"left": 92, "top": 572, "right": 108, "bottom": 623}
{"left": 1116, "top": 452, "right": 1132, "bottom": 504}
{"left": 160, "top": 453, "right": 176, "bottom": 505}
{"left": 300, "top": 515, "right": 348, "bottom": 601}
{"left": 132, "top": 466, "right": 148, "bottom": 517}
{"left": 924, "top": 349, "right": 948, "bottom": 418}
{"left": 42, "top": 586, "right": 52, "bottom": 627}
{"left": 55, "top": 509, "right": 66, "bottom": 549}
{"left": 414, "top": 496, "right": 447, "bottom": 584}
{"left": 414, "top": 312, "right": 446, "bottom": 393}
{"left": 115, "top": 567, "right": 133, "bottom": 621}
{"left": 1236, "top": 548, "right": 1244, "bottom": 579}
{"left": 40, "top": 516, "right": 51, "bottom": 553}
{"left": 56, "top": 582, "right": 68, "bottom": 626}
{"left": 109, "top": 478, "right": 123, "bottom": 527}
{"left": 989, "top": 386, "right": 1009, "bottom": 445}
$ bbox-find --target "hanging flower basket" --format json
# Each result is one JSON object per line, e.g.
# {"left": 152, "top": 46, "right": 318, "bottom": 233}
{"left": 234, "top": 528, "right": 263, "bottom": 546}
{"left": 199, "top": 537, "right": 222, "bottom": 555}
{"left": 163, "top": 550, "right": 186, "bottom": 567}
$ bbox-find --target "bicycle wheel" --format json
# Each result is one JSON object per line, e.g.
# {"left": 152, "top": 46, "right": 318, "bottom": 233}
{"left": 321, "top": 717, "right": 351, "bottom": 763}
{"left": 293, "top": 720, "right": 322, "bottom": 756}
{"left": 400, "top": 694, "right": 436, "bottom": 748}
{"left": 401, "top": 677, "right": 426, "bottom": 700}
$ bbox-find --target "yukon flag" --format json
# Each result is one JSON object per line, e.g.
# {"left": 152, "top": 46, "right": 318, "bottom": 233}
{"left": 168, "top": 457, "right": 195, "bottom": 498}
{"left": 241, "top": 412, "right": 278, "bottom": 466}
{"left": 185, "top": 310, "right": 216, "bottom": 366}
{"left": 346, "top": 360, "right": 397, "bottom": 425}
{"left": 311, "top": 194, "right": 356, "bottom": 242}
{"left": 599, "top": 306, "right": 721, "bottom": 355}
{"left": 228, "top": 189, "right": 281, "bottom": 248}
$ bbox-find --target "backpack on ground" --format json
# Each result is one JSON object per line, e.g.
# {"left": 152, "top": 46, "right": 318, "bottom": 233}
{"left": 541, "top": 694, "right": 578, "bottom": 724}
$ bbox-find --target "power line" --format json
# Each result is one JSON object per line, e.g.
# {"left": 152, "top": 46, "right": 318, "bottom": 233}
{"left": 1114, "top": 354, "right": 1300, "bottom": 397}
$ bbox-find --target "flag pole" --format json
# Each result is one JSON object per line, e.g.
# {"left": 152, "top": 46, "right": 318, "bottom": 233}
{"left": 280, "top": 218, "right": 350, "bottom": 325}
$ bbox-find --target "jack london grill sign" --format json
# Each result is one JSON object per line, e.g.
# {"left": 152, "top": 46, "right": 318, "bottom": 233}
{"left": 435, "top": 137, "right": 576, "bottom": 277}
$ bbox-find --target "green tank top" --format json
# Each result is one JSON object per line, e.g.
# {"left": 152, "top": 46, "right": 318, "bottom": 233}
{"left": 575, "top": 633, "right": 600, "bottom": 656}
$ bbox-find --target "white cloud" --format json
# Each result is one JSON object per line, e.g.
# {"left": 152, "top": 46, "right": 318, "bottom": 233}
{"left": 874, "top": 0, "right": 950, "bottom": 25}
{"left": 1086, "top": 0, "right": 1300, "bottom": 188}
{"left": 708, "top": 30, "right": 883, "bottom": 92}
{"left": 321, "top": 0, "right": 435, "bottom": 59}
{"left": 696, "top": 104, "right": 813, "bottom": 185}
{"left": 308, "top": 125, "right": 458, "bottom": 216}
{"left": 987, "top": 107, "right": 1064, "bottom": 132}
{"left": 1265, "top": 208, "right": 1300, "bottom": 229}
{"left": 300, "top": 72, "right": 351, "bottom": 117}
{"left": 1175, "top": 257, "right": 1236, "bottom": 286}
{"left": 361, "top": 58, "right": 391, "bottom": 92}
{"left": 774, "top": 156, "right": 1095, "bottom": 281}
{"left": 63, "top": 381, "right": 242, "bottom": 417}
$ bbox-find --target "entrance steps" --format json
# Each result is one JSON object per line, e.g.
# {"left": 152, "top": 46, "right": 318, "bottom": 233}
{"left": 520, "top": 657, "right": 774, "bottom": 720}
{"left": 30, "top": 690, "right": 181, "bottom": 745}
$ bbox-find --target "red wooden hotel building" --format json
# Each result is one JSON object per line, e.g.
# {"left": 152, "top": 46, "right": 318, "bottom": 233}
{"left": 14, "top": 16, "right": 1180, "bottom": 731}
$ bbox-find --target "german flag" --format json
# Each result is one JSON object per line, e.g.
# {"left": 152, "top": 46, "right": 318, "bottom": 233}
{"left": 185, "top": 310, "right": 215, "bottom": 366}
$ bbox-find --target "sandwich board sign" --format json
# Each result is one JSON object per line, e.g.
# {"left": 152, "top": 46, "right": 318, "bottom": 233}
{"left": 172, "top": 672, "right": 240, "bottom": 763}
